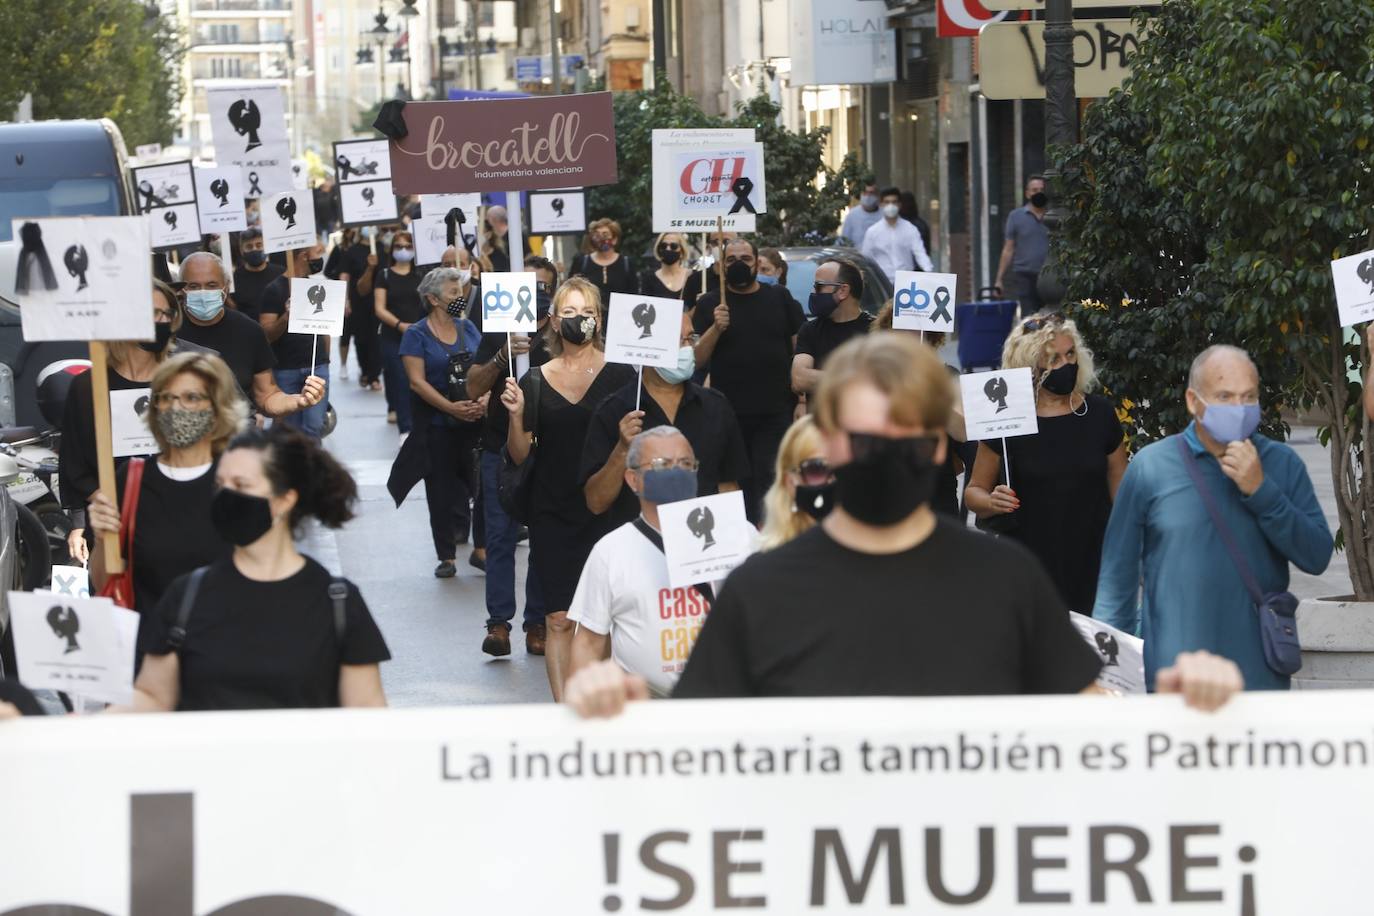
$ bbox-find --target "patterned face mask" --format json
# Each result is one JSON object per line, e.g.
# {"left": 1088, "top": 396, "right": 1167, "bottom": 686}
{"left": 156, "top": 406, "right": 215, "bottom": 449}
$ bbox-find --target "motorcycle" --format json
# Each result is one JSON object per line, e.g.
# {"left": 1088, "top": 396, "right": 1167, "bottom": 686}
{"left": 0, "top": 427, "right": 68, "bottom": 571}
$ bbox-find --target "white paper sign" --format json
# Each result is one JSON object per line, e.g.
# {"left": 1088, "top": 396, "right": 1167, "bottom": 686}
{"left": 1331, "top": 248, "right": 1374, "bottom": 327}
{"left": 133, "top": 142, "right": 162, "bottom": 160}
{"left": 206, "top": 86, "right": 292, "bottom": 198}
{"left": 48, "top": 565, "right": 91, "bottom": 600}
{"left": 1071, "top": 612, "right": 1146, "bottom": 695}
{"left": 892, "top": 270, "right": 958, "bottom": 333}
{"left": 412, "top": 212, "right": 451, "bottom": 267}
{"left": 193, "top": 164, "right": 248, "bottom": 233}
{"left": 131, "top": 160, "right": 202, "bottom": 250}
{"left": 287, "top": 277, "right": 348, "bottom": 336}
{"left": 291, "top": 159, "right": 309, "bottom": 190}
{"left": 529, "top": 189, "right": 587, "bottom": 234}
{"left": 959, "top": 366, "right": 1039, "bottom": 440}
{"left": 666, "top": 143, "right": 767, "bottom": 231}
{"left": 10, "top": 216, "right": 155, "bottom": 342}
{"left": 418, "top": 193, "right": 484, "bottom": 262}
{"left": 651, "top": 129, "right": 759, "bottom": 232}
{"left": 260, "top": 190, "right": 317, "bottom": 253}
{"left": 605, "top": 293, "right": 685, "bottom": 369}
{"left": 9, "top": 591, "right": 137, "bottom": 705}
{"left": 658, "top": 490, "right": 755, "bottom": 590}
{"left": 337, "top": 180, "right": 397, "bottom": 227}
{"left": 479, "top": 271, "right": 539, "bottom": 333}
{"left": 333, "top": 138, "right": 393, "bottom": 183}
{"left": 108, "top": 388, "right": 157, "bottom": 458}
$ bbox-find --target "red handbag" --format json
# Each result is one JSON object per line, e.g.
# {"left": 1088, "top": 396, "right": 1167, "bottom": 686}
{"left": 97, "top": 457, "right": 144, "bottom": 610}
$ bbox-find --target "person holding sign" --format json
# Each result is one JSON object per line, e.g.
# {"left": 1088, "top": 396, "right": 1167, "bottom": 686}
{"left": 257, "top": 245, "right": 330, "bottom": 438}
{"left": 791, "top": 258, "right": 875, "bottom": 410}
{"left": 374, "top": 230, "right": 426, "bottom": 433}
{"left": 640, "top": 233, "right": 692, "bottom": 300}
{"left": 571, "top": 218, "right": 639, "bottom": 307}
{"left": 964, "top": 315, "right": 1128, "bottom": 612}
{"left": 500, "top": 278, "right": 635, "bottom": 696}
{"left": 327, "top": 228, "right": 382, "bottom": 388}
{"left": 860, "top": 187, "right": 934, "bottom": 286}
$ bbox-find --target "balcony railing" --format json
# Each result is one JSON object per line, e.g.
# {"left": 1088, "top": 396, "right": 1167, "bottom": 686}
{"left": 191, "top": 0, "right": 290, "bottom": 13}
{"left": 192, "top": 61, "right": 265, "bottom": 80}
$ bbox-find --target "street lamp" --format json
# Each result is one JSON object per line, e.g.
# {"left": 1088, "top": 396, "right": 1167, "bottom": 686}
{"left": 364, "top": 4, "right": 398, "bottom": 101}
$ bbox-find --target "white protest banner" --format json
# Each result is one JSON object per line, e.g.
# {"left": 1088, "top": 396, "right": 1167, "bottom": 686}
{"left": 288, "top": 277, "right": 348, "bottom": 337}
{"left": 480, "top": 271, "right": 539, "bottom": 333}
{"left": 892, "top": 270, "right": 958, "bottom": 334}
{"left": 960, "top": 366, "right": 1039, "bottom": 441}
{"left": 1331, "top": 248, "right": 1374, "bottom": 327}
{"left": 9, "top": 590, "right": 136, "bottom": 705}
{"left": 131, "top": 160, "right": 202, "bottom": 251}
{"left": 48, "top": 565, "right": 92, "bottom": 600}
{"left": 11, "top": 216, "right": 155, "bottom": 342}
{"left": 1070, "top": 612, "right": 1146, "bottom": 695}
{"left": 207, "top": 86, "right": 292, "bottom": 198}
{"left": 658, "top": 490, "right": 754, "bottom": 589}
{"left": 529, "top": 189, "right": 587, "bottom": 235}
{"left": 605, "top": 293, "right": 685, "bottom": 370}
{"left": 260, "top": 190, "right": 317, "bottom": 254}
{"left": 666, "top": 142, "right": 767, "bottom": 232}
{"left": 108, "top": 388, "right": 156, "bottom": 459}
{"left": 193, "top": 164, "right": 248, "bottom": 233}
{"left": 652, "top": 128, "right": 759, "bottom": 232}
{"left": 3, "top": 692, "right": 1373, "bottom": 911}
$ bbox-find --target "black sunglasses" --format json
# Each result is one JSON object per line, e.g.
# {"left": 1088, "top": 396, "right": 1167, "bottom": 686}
{"left": 813, "top": 281, "right": 843, "bottom": 293}
{"left": 658, "top": 243, "right": 682, "bottom": 251}
{"left": 793, "top": 458, "right": 833, "bottom": 486}
{"left": 1021, "top": 312, "right": 1065, "bottom": 332}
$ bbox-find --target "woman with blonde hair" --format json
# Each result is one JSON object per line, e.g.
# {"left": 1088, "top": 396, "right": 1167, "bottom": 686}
{"left": 759, "top": 416, "right": 831, "bottom": 550}
{"left": 641, "top": 231, "right": 691, "bottom": 299}
{"left": 571, "top": 217, "right": 639, "bottom": 308}
{"left": 963, "top": 313, "right": 1128, "bottom": 611}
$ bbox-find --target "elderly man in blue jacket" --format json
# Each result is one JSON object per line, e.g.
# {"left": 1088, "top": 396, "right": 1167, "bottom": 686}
{"left": 1094, "top": 344, "right": 1333, "bottom": 690}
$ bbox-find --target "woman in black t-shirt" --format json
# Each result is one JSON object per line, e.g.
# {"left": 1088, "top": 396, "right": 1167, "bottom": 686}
{"left": 570, "top": 217, "right": 638, "bottom": 311}
{"left": 128, "top": 426, "right": 390, "bottom": 712}
{"left": 639, "top": 232, "right": 690, "bottom": 300}
{"left": 375, "top": 229, "right": 425, "bottom": 433}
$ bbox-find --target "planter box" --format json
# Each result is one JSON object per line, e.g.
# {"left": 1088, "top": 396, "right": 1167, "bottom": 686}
{"left": 1295, "top": 597, "right": 1374, "bottom": 689}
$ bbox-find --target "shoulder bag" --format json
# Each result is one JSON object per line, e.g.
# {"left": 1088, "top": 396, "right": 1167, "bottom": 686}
{"left": 168, "top": 566, "right": 348, "bottom": 651}
{"left": 497, "top": 367, "right": 542, "bottom": 525}
{"left": 97, "top": 457, "right": 145, "bottom": 610}
{"left": 1174, "top": 436, "right": 1302, "bottom": 676}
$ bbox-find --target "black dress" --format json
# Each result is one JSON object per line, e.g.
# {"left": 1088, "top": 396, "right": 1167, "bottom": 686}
{"left": 571, "top": 253, "right": 638, "bottom": 310}
{"left": 520, "top": 361, "right": 637, "bottom": 610}
{"left": 640, "top": 269, "right": 688, "bottom": 301}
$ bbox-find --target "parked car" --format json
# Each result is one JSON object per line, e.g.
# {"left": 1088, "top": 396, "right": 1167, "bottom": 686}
{"left": 773, "top": 246, "right": 895, "bottom": 316}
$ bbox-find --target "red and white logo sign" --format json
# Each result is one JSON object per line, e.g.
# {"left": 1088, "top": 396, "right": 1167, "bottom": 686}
{"left": 938, "top": 0, "right": 1021, "bottom": 38}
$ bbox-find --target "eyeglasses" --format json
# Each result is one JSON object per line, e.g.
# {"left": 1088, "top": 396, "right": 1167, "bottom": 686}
{"left": 154, "top": 308, "right": 177, "bottom": 322}
{"left": 1021, "top": 313, "right": 1065, "bottom": 332}
{"left": 155, "top": 392, "right": 211, "bottom": 409}
{"left": 793, "top": 458, "right": 833, "bottom": 486}
{"left": 813, "top": 281, "right": 842, "bottom": 293}
{"left": 181, "top": 283, "right": 223, "bottom": 292}
{"left": 630, "top": 457, "right": 700, "bottom": 472}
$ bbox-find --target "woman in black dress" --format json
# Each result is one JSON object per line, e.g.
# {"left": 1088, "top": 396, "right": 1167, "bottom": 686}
{"left": 570, "top": 217, "right": 638, "bottom": 313}
{"left": 374, "top": 229, "right": 425, "bottom": 434}
{"left": 640, "top": 232, "right": 691, "bottom": 300}
{"left": 964, "top": 314, "right": 1128, "bottom": 613}
{"left": 501, "top": 277, "right": 635, "bottom": 701}
{"left": 330, "top": 227, "right": 382, "bottom": 389}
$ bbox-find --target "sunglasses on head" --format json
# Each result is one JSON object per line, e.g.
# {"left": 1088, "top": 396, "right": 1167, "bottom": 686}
{"left": 793, "top": 458, "right": 833, "bottom": 486}
{"left": 1021, "top": 312, "right": 1064, "bottom": 332}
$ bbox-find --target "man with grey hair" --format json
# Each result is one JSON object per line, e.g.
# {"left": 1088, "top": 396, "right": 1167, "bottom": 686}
{"left": 1094, "top": 343, "right": 1332, "bottom": 690}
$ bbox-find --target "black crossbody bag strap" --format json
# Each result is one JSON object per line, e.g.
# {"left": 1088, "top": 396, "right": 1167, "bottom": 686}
{"left": 632, "top": 516, "right": 715, "bottom": 606}
{"left": 1173, "top": 436, "right": 1265, "bottom": 604}
{"left": 328, "top": 578, "right": 349, "bottom": 644}
{"left": 524, "top": 366, "right": 543, "bottom": 446}
{"left": 167, "top": 567, "right": 208, "bottom": 651}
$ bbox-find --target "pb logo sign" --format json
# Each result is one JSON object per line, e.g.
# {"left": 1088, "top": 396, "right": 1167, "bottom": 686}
{"left": 892, "top": 271, "right": 958, "bottom": 333}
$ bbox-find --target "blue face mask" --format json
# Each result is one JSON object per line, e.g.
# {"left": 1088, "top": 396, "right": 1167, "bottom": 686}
{"left": 641, "top": 466, "right": 697, "bottom": 505}
{"left": 184, "top": 289, "right": 225, "bottom": 321}
{"left": 653, "top": 346, "right": 696, "bottom": 385}
{"left": 757, "top": 273, "right": 778, "bottom": 286}
{"left": 1196, "top": 398, "right": 1261, "bottom": 444}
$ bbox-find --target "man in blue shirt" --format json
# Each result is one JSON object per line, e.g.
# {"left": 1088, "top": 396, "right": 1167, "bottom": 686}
{"left": 1094, "top": 345, "right": 1332, "bottom": 690}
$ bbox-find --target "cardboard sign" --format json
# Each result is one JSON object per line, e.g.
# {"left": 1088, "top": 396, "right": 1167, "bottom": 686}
{"left": 48, "top": 565, "right": 92, "bottom": 600}
{"left": 193, "top": 164, "right": 248, "bottom": 234}
{"left": 414, "top": 194, "right": 483, "bottom": 265}
{"left": 9, "top": 590, "right": 137, "bottom": 705}
{"left": 108, "top": 388, "right": 157, "bottom": 459}
{"left": 131, "top": 160, "right": 202, "bottom": 251}
{"left": 388, "top": 92, "right": 619, "bottom": 194}
{"left": 206, "top": 86, "right": 292, "bottom": 197}
{"left": 605, "top": 293, "right": 685, "bottom": 370}
{"left": 1331, "top": 248, "right": 1374, "bottom": 327}
{"left": 287, "top": 277, "right": 348, "bottom": 336}
{"left": 658, "top": 490, "right": 755, "bottom": 590}
{"left": 1071, "top": 612, "right": 1146, "bottom": 695}
{"left": 959, "top": 366, "right": 1039, "bottom": 440}
{"left": 479, "top": 271, "right": 539, "bottom": 333}
{"left": 892, "top": 270, "right": 959, "bottom": 333}
{"left": 260, "top": 190, "right": 317, "bottom": 253}
{"left": 333, "top": 137, "right": 393, "bottom": 183}
{"left": 10, "top": 216, "right": 155, "bottom": 342}
{"left": 651, "top": 129, "right": 759, "bottom": 232}
{"left": 529, "top": 189, "right": 587, "bottom": 234}
{"left": 333, "top": 138, "right": 397, "bottom": 227}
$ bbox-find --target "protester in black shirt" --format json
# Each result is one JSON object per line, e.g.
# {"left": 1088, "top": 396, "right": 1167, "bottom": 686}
{"left": 567, "top": 333, "right": 1244, "bottom": 715}
{"left": 792, "top": 257, "right": 875, "bottom": 413}
{"left": 128, "top": 426, "right": 389, "bottom": 712}
{"left": 571, "top": 217, "right": 638, "bottom": 309}
{"left": 328, "top": 229, "right": 380, "bottom": 387}
{"left": 230, "top": 228, "right": 283, "bottom": 321}
{"left": 258, "top": 244, "right": 330, "bottom": 439}
{"left": 639, "top": 232, "right": 691, "bottom": 300}
{"left": 350, "top": 232, "right": 385, "bottom": 390}
{"left": 581, "top": 309, "right": 749, "bottom": 528}
{"left": 692, "top": 238, "right": 806, "bottom": 522}
{"left": 682, "top": 230, "right": 733, "bottom": 311}
{"left": 375, "top": 230, "right": 425, "bottom": 434}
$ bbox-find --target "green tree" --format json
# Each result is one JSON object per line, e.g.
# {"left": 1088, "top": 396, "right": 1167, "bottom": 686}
{"left": 1059, "top": 0, "right": 1374, "bottom": 594}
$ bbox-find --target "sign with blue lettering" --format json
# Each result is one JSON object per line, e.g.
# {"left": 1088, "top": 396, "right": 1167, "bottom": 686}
{"left": 892, "top": 270, "right": 958, "bottom": 333}
{"left": 480, "top": 271, "right": 539, "bottom": 333}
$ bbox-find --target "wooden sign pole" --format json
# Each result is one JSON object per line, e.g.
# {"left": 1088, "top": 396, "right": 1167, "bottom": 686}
{"left": 716, "top": 215, "right": 727, "bottom": 311}
{"left": 88, "top": 342, "right": 123, "bottom": 575}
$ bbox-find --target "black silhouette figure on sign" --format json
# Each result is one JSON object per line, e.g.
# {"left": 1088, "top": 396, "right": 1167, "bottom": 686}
{"left": 1358, "top": 257, "right": 1374, "bottom": 295}
{"left": 292, "top": 162, "right": 302, "bottom": 178}
{"left": 631, "top": 301, "right": 657, "bottom": 339}
{"left": 275, "top": 195, "right": 298, "bottom": 229}
{"left": 163, "top": 210, "right": 178, "bottom": 232}
{"left": 64, "top": 244, "right": 89, "bottom": 291}
{"left": 1094, "top": 631, "right": 1120, "bottom": 667}
{"left": 15, "top": 221, "right": 58, "bottom": 293}
{"left": 687, "top": 506, "right": 716, "bottom": 550}
{"left": 984, "top": 376, "right": 1009, "bottom": 413}
{"left": 307, "top": 283, "right": 327, "bottom": 314}
{"left": 228, "top": 97, "right": 263, "bottom": 152}
{"left": 210, "top": 177, "right": 231, "bottom": 207}
{"left": 46, "top": 604, "right": 81, "bottom": 654}
{"left": 133, "top": 395, "right": 151, "bottom": 417}
{"left": 552, "top": 197, "right": 565, "bottom": 218}
{"left": 361, "top": 186, "right": 376, "bottom": 207}
{"left": 136, "top": 179, "right": 166, "bottom": 211}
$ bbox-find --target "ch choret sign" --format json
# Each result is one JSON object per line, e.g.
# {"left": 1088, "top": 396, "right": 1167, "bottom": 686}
{"left": 388, "top": 92, "right": 619, "bottom": 194}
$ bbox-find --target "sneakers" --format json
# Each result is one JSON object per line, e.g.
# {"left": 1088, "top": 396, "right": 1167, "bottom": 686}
{"left": 482, "top": 624, "right": 512, "bottom": 657}
{"left": 525, "top": 623, "right": 547, "bottom": 656}
{"left": 387, "top": 410, "right": 397, "bottom": 424}
{"left": 434, "top": 560, "right": 456, "bottom": 579}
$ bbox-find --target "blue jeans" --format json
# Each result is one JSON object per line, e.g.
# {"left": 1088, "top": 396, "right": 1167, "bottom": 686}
{"left": 379, "top": 334, "right": 412, "bottom": 433}
{"left": 480, "top": 449, "right": 545, "bottom": 630}
{"left": 273, "top": 365, "right": 329, "bottom": 439}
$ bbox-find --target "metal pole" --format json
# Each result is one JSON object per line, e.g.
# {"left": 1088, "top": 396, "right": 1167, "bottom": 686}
{"left": 549, "top": 0, "right": 560, "bottom": 95}
{"left": 470, "top": 0, "right": 482, "bottom": 91}
{"left": 1035, "top": 0, "right": 1076, "bottom": 311}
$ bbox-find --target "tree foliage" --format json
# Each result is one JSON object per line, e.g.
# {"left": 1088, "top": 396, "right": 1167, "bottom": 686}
{"left": 1059, "top": 0, "right": 1374, "bottom": 595}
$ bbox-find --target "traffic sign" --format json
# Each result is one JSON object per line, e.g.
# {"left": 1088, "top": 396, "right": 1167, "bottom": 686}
{"left": 981, "top": 0, "right": 1158, "bottom": 8}
{"left": 978, "top": 18, "right": 1143, "bottom": 100}
{"left": 514, "top": 54, "right": 586, "bottom": 83}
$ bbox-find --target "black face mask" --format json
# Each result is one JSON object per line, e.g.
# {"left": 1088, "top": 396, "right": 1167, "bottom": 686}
{"left": 445, "top": 296, "right": 468, "bottom": 319}
{"left": 725, "top": 260, "right": 755, "bottom": 289}
{"left": 210, "top": 487, "right": 276, "bottom": 547}
{"left": 1029, "top": 192, "right": 1048, "bottom": 209}
{"left": 138, "top": 323, "right": 173, "bottom": 353}
{"left": 833, "top": 433, "right": 941, "bottom": 526}
{"left": 1041, "top": 363, "right": 1078, "bottom": 396}
{"left": 559, "top": 315, "right": 596, "bottom": 345}
{"left": 794, "top": 481, "right": 835, "bottom": 520}
{"left": 657, "top": 246, "right": 682, "bottom": 266}
{"left": 307, "top": 257, "right": 325, "bottom": 274}
{"left": 242, "top": 249, "right": 267, "bottom": 267}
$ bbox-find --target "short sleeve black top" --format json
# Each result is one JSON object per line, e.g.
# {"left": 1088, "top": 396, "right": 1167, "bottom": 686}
{"left": 376, "top": 267, "right": 425, "bottom": 344}
{"left": 640, "top": 270, "right": 688, "bottom": 301}
{"left": 795, "top": 312, "right": 876, "bottom": 370}
{"left": 674, "top": 521, "right": 1102, "bottom": 699}
{"left": 682, "top": 269, "right": 720, "bottom": 312}
{"left": 259, "top": 276, "right": 324, "bottom": 371}
{"left": 691, "top": 284, "right": 806, "bottom": 417}
{"left": 984, "top": 393, "right": 1125, "bottom": 613}
{"left": 474, "top": 331, "right": 552, "bottom": 452}
{"left": 175, "top": 309, "right": 276, "bottom": 401}
{"left": 139, "top": 556, "right": 391, "bottom": 711}
{"left": 231, "top": 263, "right": 284, "bottom": 321}
{"left": 571, "top": 253, "right": 639, "bottom": 311}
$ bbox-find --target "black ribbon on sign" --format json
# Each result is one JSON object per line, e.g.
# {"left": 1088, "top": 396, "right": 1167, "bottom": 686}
{"left": 247, "top": 171, "right": 263, "bottom": 196}
{"left": 15, "top": 222, "right": 58, "bottom": 294}
{"left": 931, "top": 287, "right": 953, "bottom": 324}
{"left": 137, "top": 180, "right": 166, "bottom": 212}
{"left": 515, "top": 286, "right": 535, "bottom": 323}
{"left": 335, "top": 155, "right": 355, "bottom": 181}
{"left": 728, "top": 177, "right": 757, "bottom": 215}
{"left": 373, "top": 100, "right": 409, "bottom": 141}
{"left": 445, "top": 208, "right": 473, "bottom": 252}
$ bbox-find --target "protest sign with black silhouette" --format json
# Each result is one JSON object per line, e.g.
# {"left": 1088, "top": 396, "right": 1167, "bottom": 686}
{"left": 193, "top": 164, "right": 248, "bottom": 233}
{"left": 658, "top": 490, "right": 755, "bottom": 589}
{"left": 604, "top": 292, "right": 684, "bottom": 370}
{"left": 892, "top": 270, "right": 959, "bottom": 334}
{"left": 1330, "top": 247, "right": 1374, "bottom": 327}
{"left": 288, "top": 277, "right": 348, "bottom": 337}
{"left": 413, "top": 193, "right": 483, "bottom": 265}
{"left": 333, "top": 138, "right": 397, "bottom": 227}
{"left": 260, "top": 190, "right": 317, "bottom": 253}
{"left": 109, "top": 387, "right": 158, "bottom": 458}
{"left": 131, "top": 160, "right": 202, "bottom": 250}
{"left": 8, "top": 589, "right": 138, "bottom": 705}
{"left": 1069, "top": 611, "right": 1145, "bottom": 694}
{"left": 959, "top": 367, "right": 1038, "bottom": 441}
{"left": 529, "top": 189, "right": 587, "bottom": 234}
{"left": 10, "top": 216, "right": 154, "bottom": 342}
{"left": 652, "top": 129, "right": 765, "bottom": 232}
{"left": 207, "top": 86, "right": 292, "bottom": 197}
{"left": 479, "top": 271, "right": 540, "bottom": 334}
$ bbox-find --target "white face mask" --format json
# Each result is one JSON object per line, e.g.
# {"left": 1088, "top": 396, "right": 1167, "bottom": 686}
{"left": 882, "top": 203, "right": 900, "bottom": 219}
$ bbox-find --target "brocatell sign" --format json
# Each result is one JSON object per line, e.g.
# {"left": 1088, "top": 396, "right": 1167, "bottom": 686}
{"left": 3, "top": 693, "right": 1374, "bottom": 912}
{"left": 790, "top": 0, "right": 897, "bottom": 86}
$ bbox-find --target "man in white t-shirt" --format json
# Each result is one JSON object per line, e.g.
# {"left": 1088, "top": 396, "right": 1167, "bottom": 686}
{"left": 861, "top": 186, "right": 934, "bottom": 285}
{"left": 568, "top": 426, "right": 711, "bottom": 697}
